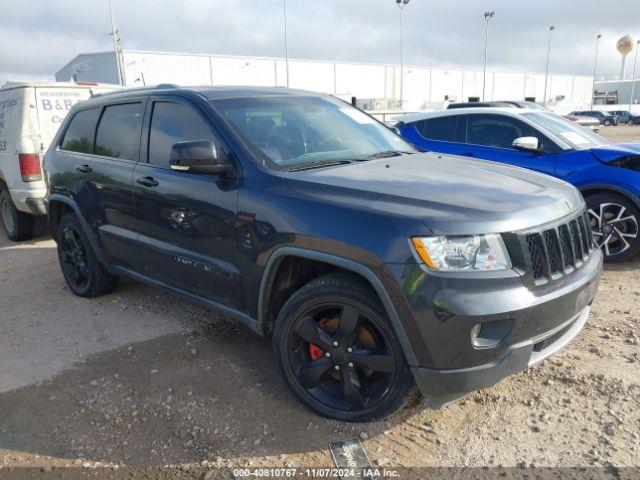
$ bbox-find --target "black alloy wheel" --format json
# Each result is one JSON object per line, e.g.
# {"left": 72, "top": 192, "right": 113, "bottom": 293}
{"left": 55, "top": 213, "right": 119, "bottom": 297}
{"left": 59, "top": 225, "right": 91, "bottom": 292}
{"left": 274, "top": 274, "right": 414, "bottom": 422}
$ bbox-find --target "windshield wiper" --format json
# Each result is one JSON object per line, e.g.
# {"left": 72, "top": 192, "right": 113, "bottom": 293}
{"left": 285, "top": 160, "right": 352, "bottom": 172}
{"left": 365, "top": 150, "right": 415, "bottom": 159}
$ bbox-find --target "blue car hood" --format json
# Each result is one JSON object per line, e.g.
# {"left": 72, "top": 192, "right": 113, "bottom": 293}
{"left": 590, "top": 142, "right": 640, "bottom": 163}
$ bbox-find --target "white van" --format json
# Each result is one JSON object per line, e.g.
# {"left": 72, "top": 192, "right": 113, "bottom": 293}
{"left": 0, "top": 82, "right": 118, "bottom": 241}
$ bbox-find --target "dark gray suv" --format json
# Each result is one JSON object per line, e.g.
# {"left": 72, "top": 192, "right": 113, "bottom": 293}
{"left": 44, "top": 86, "right": 602, "bottom": 421}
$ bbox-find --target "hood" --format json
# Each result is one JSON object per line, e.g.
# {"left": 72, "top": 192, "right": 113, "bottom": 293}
{"left": 590, "top": 142, "right": 640, "bottom": 163}
{"left": 286, "top": 152, "right": 584, "bottom": 235}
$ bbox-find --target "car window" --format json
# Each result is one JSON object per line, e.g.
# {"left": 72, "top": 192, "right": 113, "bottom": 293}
{"left": 148, "top": 102, "right": 215, "bottom": 167}
{"left": 523, "top": 112, "right": 609, "bottom": 150}
{"left": 94, "top": 103, "right": 144, "bottom": 161}
{"left": 414, "top": 116, "right": 464, "bottom": 142}
{"left": 60, "top": 108, "right": 101, "bottom": 154}
{"left": 466, "top": 114, "right": 539, "bottom": 149}
{"left": 211, "top": 96, "right": 416, "bottom": 169}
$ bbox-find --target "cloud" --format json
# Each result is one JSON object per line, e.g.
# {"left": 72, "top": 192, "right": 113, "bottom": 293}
{"left": 1, "top": 0, "right": 639, "bottom": 83}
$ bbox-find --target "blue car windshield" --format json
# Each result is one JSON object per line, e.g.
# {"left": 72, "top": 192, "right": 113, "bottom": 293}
{"left": 523, "top": 112, "right": 610, "bottom": 150}
{"left": 210, "top": 96, "right": 417, "bottom": 170}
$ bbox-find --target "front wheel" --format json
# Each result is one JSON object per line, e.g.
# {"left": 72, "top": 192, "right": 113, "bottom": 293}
{"left": 586, "top": 193, "right": 640, "bottom": 262}
{"left": 273, "top": 273, "right": 414, "bottom": 422}
{"left": 603, "top": 120, "right": 612, "bottom": 126}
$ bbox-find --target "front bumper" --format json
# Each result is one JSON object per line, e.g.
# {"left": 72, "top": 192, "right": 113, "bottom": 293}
{"left": 385, "top": 243, "right": 602, "bottom": 407}
{"left": 412, "top": 305, "right": 590, "bottom": 408}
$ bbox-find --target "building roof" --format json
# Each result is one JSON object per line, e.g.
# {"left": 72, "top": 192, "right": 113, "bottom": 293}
{"left": 1, "top": 81, "right": 119, "bottom": 91}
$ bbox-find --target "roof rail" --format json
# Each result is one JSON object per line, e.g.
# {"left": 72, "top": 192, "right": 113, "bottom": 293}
{"left": 91, "top": 83, "right": 181, "bottom": 98}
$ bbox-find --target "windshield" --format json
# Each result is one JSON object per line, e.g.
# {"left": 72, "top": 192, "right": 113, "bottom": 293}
{"left": 211, "top": 96, "right": 416, "bottom": 170}
{"left": 523, "top": 112, "right": 610, "bottom": 150}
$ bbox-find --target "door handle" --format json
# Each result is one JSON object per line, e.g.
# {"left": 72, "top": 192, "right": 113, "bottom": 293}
{"left": 136, "top": 176, "right": 159, "bottom": 188}
{"left": 75, "top": 164, "right": 92, "bottom": 173}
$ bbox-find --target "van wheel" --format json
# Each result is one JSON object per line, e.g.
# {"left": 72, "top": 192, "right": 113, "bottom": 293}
{"left": 0, "top": 190, "right": 34, "bottom": 241}
{"left": 586, "top": 193, "right": 640, "bottom": 262}
{"left": 273, "top": 273, "right": 414, "bottom": 422}
{"left": 56, "top": 213, "right": 119, "bottom": 297}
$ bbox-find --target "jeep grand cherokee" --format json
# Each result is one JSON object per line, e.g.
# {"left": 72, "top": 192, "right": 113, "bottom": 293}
{"left": 44, "top": 86, "right": 602, "bottom": 422}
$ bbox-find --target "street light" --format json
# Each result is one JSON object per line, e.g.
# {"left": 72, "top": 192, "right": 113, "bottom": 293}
{"left": 283, "top": 0, "right": 290, "bottom": 88}
{"left": 630, "top": 40, "right": 640, "bottom": 112}
{"left": 591, "top": 34, "right": 602, "bottom": 110}
{"left": 482, "top": 11, "right": 495, "bottom": 102}
{"left": 396, "top": 0, "right": 410, "bottom": 110}
{"left": 543, "top": 25, "right": 556, "bottom": 106}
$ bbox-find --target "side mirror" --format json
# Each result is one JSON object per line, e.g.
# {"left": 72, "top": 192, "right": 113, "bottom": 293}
{"left": 170, "top": 140, "right": 231, "bottom": 175}
{"left": 512, "top": 136, "right": 540, "bottom": 153}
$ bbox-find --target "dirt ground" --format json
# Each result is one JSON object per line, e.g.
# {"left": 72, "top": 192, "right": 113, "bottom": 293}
{"left": 0, "top": 126, "right": 639, "bottom": 475}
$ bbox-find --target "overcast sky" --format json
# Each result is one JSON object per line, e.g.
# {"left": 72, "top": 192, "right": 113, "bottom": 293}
{"left": 2, "top": 0, "right": 639, "bottom": 83}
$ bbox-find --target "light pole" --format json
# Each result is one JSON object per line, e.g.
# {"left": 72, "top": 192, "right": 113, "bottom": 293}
{"left": 543, "top": 25, "right": 556, "bottom": 106}
{"left": 108, "top": 0, "right": 124, "bottom": 86}
{"left": 283, "top": 0, "right": 290, "bottom": 87}
{"left": 396, "top": 0, "right": 410, "bottom": 110}
{"left": 591, "top": 34, "right": 602, "bottom": 109}
{"left": 482, "top": 11, "right": 495, "bottom": 102}
{"left": 629, "top": 40, "right": 640, "bottom": 112}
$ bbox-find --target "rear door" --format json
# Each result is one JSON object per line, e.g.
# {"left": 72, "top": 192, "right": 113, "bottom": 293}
{"left": 52, "top": 100, "right": 145, "bottom": 270}
{"left": 131, "top": 96, "right": 243, "bottom": 310}
{"left": 461, "top": 113, "right": 558, "bottom": 175}
{"left": 400, "top": 115, "right": 470, "bottom": 156}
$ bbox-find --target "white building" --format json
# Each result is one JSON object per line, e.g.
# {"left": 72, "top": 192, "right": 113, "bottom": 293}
{"left": 56, "top": 50, "right": 594, "bottom": 112}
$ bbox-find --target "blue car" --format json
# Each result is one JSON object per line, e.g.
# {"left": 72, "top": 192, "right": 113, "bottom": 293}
{"left": 396, "top": 108, "right": 640, "bottom": 261}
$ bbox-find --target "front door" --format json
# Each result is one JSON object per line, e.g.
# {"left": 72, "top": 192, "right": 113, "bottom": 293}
{"left": 464, "top": 114, "right": 557, "bottom": 176}
{"left": 131, "top": 97, "right": 243, "bottom": 310}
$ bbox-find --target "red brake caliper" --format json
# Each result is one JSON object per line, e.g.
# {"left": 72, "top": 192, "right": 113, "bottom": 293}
{"left": 309, "top": 318, "right": 329, "bottom": 360}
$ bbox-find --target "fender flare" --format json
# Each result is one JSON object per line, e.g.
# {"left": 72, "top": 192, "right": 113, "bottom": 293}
{"left": 258, "top": 246, "right": 419, "bottom": 366}
{"left": 47, "top": 194, "right": 111, "bottom": 270}
{"left": 579, "top": 183, "right": 640, "bottom": 210}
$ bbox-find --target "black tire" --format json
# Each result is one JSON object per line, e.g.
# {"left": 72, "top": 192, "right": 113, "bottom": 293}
{"left": 603, "top": 120, "right": 611, "bottom": 126}
{"left": 273, "top": 273, "right": 414, "bottom": 422}
{"left": 0, "top": 190, "right": 34, "bottom": 241}
{"left": 586, "top": 193, "right": 640, "bottom": 262}
{"left": 55, "top": 213, "right": 119, "bottom": 297}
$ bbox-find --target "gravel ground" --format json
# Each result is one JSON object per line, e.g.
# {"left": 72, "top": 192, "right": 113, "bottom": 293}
{"left": 0, "top": 126, "right": 639, "bottom": 475}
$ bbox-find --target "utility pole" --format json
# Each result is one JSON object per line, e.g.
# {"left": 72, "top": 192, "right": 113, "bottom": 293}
{"left": 591, "top": 34, "right": 602, "bottom": 110}
{"left": 630, "top": 40, "right": 640, "bottom": 112}
{"left": 283, "top": 0, "right": 290, "bottom": 87}
{"left": 108, "top": 0, "right": 124, "bottom": 86}
{"left": 482, "top": 11, "right": 495, "bottom": 102}
{"left": 543, "top": 25, "right": 556, "bottom": 106}
{"left": 396, "top": 0, "right": 410, "bottom": 109}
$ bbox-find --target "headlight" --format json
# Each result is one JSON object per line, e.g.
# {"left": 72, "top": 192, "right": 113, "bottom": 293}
{"left": 411, "top": 234, "right": 511, "bottom": 272}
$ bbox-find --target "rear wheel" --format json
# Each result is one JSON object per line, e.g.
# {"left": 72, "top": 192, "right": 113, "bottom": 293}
{"left": 56, "top": 213, "right": 119, "bottom": 297}
{"left": 0, "top": 190, "right": 34, "bottom": 241}
{"left": 586, "top": 193, "right": 640, "bottom": 262}
{"left": 603, "top": 119, "right": 612, "bottom": 126}
{"left": 273, "top": 273, "right": 414, "bottom": 422}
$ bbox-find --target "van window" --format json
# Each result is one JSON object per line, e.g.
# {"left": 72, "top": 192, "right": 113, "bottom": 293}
{"left": 95, "top": 103, "right": 144, "bottom": 160}
{"left": 148, "top": 102, "right": 214, "bottom": 167}
{"left": 60, "top": 108, "right": 101, "bottom": 154}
